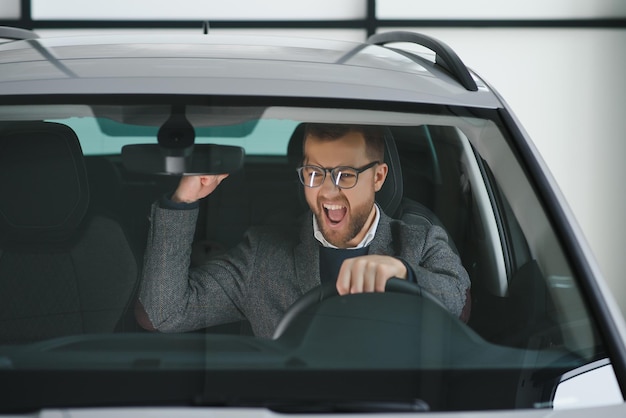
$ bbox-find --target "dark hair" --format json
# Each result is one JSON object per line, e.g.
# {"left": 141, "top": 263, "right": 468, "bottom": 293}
{"left": 303, "top": 123, "right": 385, "bottom": 161}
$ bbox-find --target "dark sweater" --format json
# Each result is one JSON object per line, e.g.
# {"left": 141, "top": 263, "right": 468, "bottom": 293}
{"left": 319, "top": 246, "right": 369, "bottom": 283}
{"left": 318, "top": 245, "right": 416, "bottom": 284}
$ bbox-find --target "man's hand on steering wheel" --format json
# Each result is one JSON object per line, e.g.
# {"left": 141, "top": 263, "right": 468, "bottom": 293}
{"left": 336, "top": 255, "right": 408, "bottom": 295}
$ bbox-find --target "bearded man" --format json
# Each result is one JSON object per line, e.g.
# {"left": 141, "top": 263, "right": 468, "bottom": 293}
{"left": 137, "top": 123, "right": 470, "bottom": 338}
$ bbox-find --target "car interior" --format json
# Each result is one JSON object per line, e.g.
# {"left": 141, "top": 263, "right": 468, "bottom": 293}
{"left": 0, "top": 109, "right": 588, "bottom": 360}
{"left": 0, "top": 104, "right": 611, "bottom": 413}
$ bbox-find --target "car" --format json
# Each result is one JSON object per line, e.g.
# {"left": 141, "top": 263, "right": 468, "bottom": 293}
{"left": 0, "top": 25, "right": 625, "bottom": 416}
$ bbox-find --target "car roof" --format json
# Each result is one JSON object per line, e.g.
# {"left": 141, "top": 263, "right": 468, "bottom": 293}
{"left": 0, "top": 32, "right": 500, "bottom": 108}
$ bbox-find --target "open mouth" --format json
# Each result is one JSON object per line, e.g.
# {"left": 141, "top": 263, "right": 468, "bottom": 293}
{"left": 323, "top": 203, "right": 347, "bottom": 226}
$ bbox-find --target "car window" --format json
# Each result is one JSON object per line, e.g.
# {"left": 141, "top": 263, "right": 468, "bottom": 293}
{"left": 0, "top": 102, "right": 615, "bottom": 411}
{"left": 71, "top": 116, "right": 296, "bottom": 156}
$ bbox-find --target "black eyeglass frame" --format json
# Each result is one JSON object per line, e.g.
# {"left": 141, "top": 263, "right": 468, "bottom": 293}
{"left": 296, "top": 160, "right": 380, "bottom": 189}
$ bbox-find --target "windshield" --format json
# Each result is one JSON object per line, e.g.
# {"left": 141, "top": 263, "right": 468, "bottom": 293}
{"left": 0, "top": 101, "right": 609, "bottom": 412}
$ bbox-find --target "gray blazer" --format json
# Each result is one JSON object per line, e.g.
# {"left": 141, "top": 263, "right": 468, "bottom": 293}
{"left": 139, "top": 203, "right": 470, "bottom": 338}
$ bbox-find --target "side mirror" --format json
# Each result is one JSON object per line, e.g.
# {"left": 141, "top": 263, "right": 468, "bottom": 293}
{"left": 552, "top": 359, "right": 622, "bottom": 409}
{"left": 121, "top": 144, "right": 245, "bottom": 175}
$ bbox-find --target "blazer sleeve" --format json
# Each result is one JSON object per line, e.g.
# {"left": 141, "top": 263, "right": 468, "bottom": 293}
{"left": 399, "top": 223, "right": 471, "bottom": 318}
{"left": 138, "top": 202, "right": 249, "bottom": 332}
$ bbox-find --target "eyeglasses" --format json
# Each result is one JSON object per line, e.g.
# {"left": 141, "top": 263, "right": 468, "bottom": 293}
{"left": 296, "top": 161, "right": 380, "bottom": 189}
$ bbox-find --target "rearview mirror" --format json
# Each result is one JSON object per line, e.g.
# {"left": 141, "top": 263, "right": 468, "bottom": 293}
{"left": 122, "top": 144, "right": 245, "bottom": 175}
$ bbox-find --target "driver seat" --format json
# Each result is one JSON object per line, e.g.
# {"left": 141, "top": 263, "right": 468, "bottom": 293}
{"left": 287, "top": 123, "right": 470, "bottom": 321}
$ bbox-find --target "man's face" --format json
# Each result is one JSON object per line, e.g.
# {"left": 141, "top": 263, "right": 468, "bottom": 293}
{"left": 302, "top": 131, "right": 388, "bottom": 248}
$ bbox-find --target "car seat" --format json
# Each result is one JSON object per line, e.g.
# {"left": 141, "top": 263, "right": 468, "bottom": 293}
{"left": 0, "top": 121, "right": 139, "bottom": 343}
{"left": 287, "top": 123, "right": 471, "bottom": 321}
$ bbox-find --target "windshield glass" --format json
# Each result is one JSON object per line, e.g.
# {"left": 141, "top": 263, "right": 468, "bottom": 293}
{"left": 0, "top": 101, "right": 607, "bottom": 412}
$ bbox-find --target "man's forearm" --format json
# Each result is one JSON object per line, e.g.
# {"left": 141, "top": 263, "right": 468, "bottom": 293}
{"left": 407, "top": 225, "right": 470, "bottom": 318}
{"left": 138, "top": 202, "right": 199, "bottom": 330}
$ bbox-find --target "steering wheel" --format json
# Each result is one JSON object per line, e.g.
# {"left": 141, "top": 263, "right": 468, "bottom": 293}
{"left": 272, "top": 278, "right": 425, "bottom": 339}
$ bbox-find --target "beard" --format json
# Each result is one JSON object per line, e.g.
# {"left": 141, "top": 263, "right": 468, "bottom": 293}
{"left": 314, "top": 195, "right": 375, "bottom": 248}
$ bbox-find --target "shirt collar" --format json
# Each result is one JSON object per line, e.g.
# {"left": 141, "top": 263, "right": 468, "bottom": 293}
{"left": 313, "top": 204, "right": 380, "bottom": 249}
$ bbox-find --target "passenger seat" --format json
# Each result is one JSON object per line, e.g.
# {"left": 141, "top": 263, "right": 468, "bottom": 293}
{"left": 0, "top": 122, "right": 139, "bottom": 343}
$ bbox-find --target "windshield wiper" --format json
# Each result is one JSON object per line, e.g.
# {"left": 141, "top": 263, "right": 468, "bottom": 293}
{"left": 195, "top": 397, "right": 429, "bottom": 413}
{"left": 263, "top": 399, "right": 430, "bottom": 413}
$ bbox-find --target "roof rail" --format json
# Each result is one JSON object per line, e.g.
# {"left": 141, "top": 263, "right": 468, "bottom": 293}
{"left": 367, "top": 31, "right": 478, "bottom": 92}
{"left": 0, "top": 26, "right": 39, "bottom": 41}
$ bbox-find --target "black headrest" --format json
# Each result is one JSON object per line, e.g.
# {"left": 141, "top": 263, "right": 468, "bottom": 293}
{"left": 287, "top": 124, "right": 403, "bottom": 216}
{"left": 0, "top": 122, "right": 89, "bottom": 245}
{"left": 377, "top": 128, "right": 403, "bottom": 216}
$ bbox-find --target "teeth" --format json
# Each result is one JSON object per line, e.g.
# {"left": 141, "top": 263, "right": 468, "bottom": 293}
{"left": 323, "top": 204, "right": 344, "bottom": 210}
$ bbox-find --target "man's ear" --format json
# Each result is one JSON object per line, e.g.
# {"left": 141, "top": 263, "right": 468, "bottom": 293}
{"left": 373, "top": 162, "right": 388, "bottom": 192}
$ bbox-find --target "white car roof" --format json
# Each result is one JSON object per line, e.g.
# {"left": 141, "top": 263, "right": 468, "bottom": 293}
{"left": 0, "top": 33, "right": 499, "bottom": 108}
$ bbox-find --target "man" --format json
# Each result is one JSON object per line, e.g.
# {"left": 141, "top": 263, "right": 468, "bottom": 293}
{"left": 136, "top": 123, "right": 470, "bottom": 338}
